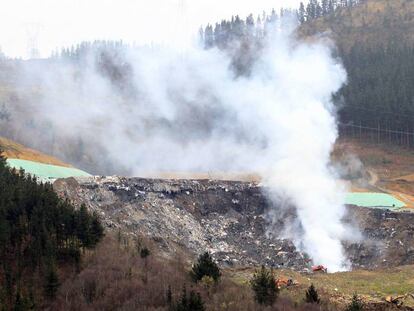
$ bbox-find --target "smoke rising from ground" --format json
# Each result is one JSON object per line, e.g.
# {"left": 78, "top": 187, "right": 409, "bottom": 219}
{"left": 8, "top": 20, "right": 351, "bottom": 270}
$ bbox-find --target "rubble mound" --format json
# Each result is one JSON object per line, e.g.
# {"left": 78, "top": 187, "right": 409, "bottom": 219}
{"left": 54, "top": 176, "right": 414, "bottom": 270}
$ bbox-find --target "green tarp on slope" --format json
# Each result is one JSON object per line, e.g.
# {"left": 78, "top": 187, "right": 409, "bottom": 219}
{"left": 345, "top": 192, "right": 405, "bottom": 210}
{"left": 6, "top": 158, "right": 91, "bottom": 181}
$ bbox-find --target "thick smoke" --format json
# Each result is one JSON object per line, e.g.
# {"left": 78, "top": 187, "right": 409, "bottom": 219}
{"left": 10, "top": 20, "right": 350, "bottom": 270}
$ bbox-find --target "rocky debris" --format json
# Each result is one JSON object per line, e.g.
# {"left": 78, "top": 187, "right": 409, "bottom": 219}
{"left": 384, "top": 294, "right": 414, "bottom": 309}
{"left": 344, "top": 206, "right": 414, "bottom": 269}
{"left": 54, "top": 176, "right": 414, "bottom": 270}
{"left": 275, "top": 277, "right": 299, "bottom": 289}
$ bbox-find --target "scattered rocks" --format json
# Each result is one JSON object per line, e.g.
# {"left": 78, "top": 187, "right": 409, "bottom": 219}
{"left": 55, "top": 176, "right": 414, "bottom": 270}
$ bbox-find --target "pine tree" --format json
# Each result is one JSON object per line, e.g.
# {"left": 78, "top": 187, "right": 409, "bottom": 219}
{"left": 140, "top": 247, "right": 150, "bottom": 259}
{"left": 44, "top": 263, "right": 60, "bottom": 300}
{"left": 89, "top": 213, "right": 104, "bottom": 247}
{"left": 298, "top": 2, "right": 306, "bottom": 23}
{"left": 13, "top": 291, "right": 26, "bottom": 311}
{"left": 346, "top": 294, "right": 364, "bottom": 311}
{"left": 190, "top": 252, "right": 221, "bottom": 283}
{"left": 179, "top": 286, "right": 187, "bottom": 309}
{"left": 250, "top": 265, "right": 278, "bottom": 305}
{"left": 77, "top": 204, "right": 91, "bottom": 248}
{"left": 12, "top": 290, "right": 34, "bottom": 311}
{"left": 187, "top": 291, "right": 204, "bottom": 311}
{"left": 198, "top": 27, "right": 204, "bottom": 46}
{"left": 166, "top": 285, "right": 172, "bottom": 305}
{"left": 306, "top": 1, "right": 315, "bottom": 20}
{"left": 305, "top": 284, "right": 320, "bottom": 304}
{"left": 322, "top": 0, "right": 329, "bottom": 15}
{"left": 173, "top": 286, "right": 204, "bottom": 311}
{"left": 204, "top": 25, "right": 214, "bottom": 49}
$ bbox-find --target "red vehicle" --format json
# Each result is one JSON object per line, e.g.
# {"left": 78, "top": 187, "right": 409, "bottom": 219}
{"left": 312, "top": 265, "right": 327, "bottom": 273}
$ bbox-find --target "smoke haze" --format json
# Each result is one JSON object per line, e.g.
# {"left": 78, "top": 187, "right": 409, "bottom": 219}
{"left": 3, "top": 16, "right": 351, "bottom": 270}
{"left": 0, "top": 0, "right": 306, "bottom": 58}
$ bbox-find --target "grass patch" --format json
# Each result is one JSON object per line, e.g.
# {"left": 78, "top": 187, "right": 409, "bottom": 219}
{"left": 230, "top": 265, "right": 414, "bottom": 307}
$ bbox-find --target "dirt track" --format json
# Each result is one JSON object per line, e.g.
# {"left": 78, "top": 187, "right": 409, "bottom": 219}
{"left": 336, "top": 140, "right": 414, "bottom": 209}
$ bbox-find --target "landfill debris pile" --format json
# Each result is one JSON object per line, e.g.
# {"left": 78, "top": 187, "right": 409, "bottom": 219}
{"left": 54, "top": 176, "right": 414, "bottom": 270}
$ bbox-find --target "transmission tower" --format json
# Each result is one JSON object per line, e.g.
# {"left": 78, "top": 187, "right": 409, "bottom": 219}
{"left": 25, "top": 23, "right": 42, "bottom": 59}
{"left": 176, "top": 0, "right": 189, "bottom": 51}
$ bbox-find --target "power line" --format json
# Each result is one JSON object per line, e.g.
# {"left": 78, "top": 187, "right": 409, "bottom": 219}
{"left": 339, "top": 105, "right": 414, "bottom": 120}
{"left": 339, "top": 122, "right": 414, "bottom": 136}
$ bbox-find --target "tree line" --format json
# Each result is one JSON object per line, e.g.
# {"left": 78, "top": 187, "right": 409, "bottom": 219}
{"left": 301, "top": 0, "right": 414, "bottom": 147}
{"left": 337, "top": 42, "right": 414, "bottom": 146}
{"left": 298, "top": 0, "right": 364, "bottom": 23}
{"left": 198, "top": 2, "right": 414, "bottom": 148}
{"left": 0, "top": 151, "right": 104, "bottom": 309}
{"left": 198, "top": 0, "right": 365, "bottom": 49}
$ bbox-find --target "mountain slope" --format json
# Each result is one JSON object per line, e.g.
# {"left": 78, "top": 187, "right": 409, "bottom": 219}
{"left": 0, "top": 136, "right": 71, "bottom": 167}
{"left": 300, "top": 0, "right": 414, "bottom": 48}
{"left": 0, "top": 136, "right": 91, "bottom": 180}
{"left": 297, "top": 0, "right": 414, "bottom": 149}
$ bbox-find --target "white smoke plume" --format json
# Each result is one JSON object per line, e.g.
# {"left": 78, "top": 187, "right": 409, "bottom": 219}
{"left": 10, "top": 19, "right": 350, "bottom": 270}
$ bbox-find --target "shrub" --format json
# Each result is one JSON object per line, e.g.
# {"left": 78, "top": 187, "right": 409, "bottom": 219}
{"left": 305, "top": 284, "right": 320, "bottom": 304}
{"left": 250, "top": 265, "right": 278, "bottom": 305}
{"left": 346, "top": 294, "right": 364, "bottom": 311}
{"left": 200, "top": 276, "right": 215, "bottom": 292}
{"left": 140, "top": 247, "right": 150, "bottom": 258}
{"left": 166, "top": 285, "right": 172, "bottom": 305}
{"left": 191, "top": 252, "right": 221, "bottom": 283}
{"left": 173, "top": 285, "right": 204, "bottom": 311}
{"left": 44, "top": 263, "right": 60, "bottom": 300}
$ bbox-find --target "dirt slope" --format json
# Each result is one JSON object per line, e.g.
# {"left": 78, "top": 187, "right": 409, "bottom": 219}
{"left": 335, "top": 139, "right": 414, "bottom": 208}
{"left": 0, "top": 136, "right": 71, "bottom": 167}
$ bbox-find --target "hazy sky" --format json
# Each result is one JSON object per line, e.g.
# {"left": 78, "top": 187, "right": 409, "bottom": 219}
{"left": 0, "top": 0, "right": 306, "bottom": 58}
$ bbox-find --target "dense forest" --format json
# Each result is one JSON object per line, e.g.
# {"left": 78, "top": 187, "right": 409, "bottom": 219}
{"left": 303, "top": 0, "right": 414, "bottom": 145}
{"left": 337, "top": 43, "right": 414, "bottom": 145}
{"left": 0, "top": 151, "right": 104, "bottom": 310}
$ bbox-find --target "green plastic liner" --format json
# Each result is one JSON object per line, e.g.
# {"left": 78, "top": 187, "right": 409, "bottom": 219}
{"left": 345, "top": 192, "right": 405, "bottom": 210}
{"left": 6, "top": 158, "right": 91, "bottom": 181}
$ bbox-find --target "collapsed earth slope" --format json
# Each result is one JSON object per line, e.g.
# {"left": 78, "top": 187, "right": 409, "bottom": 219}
{"left": 55, "top": 176, "right": 414, "bottom": 271}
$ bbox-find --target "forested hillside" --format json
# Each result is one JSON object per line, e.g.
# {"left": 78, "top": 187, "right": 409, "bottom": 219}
{"left": 0, "top": 151, "right": 103, "bottom": 310}
{"left": 198, "top": 0, "right": 414, "bottom": 147}
{"left": 301, "top": 0, "right": 414, "bottom": 146}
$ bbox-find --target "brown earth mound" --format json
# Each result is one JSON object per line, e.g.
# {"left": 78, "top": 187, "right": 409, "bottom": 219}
{"left": 0, "top": 136, "right": 71, "bottom": 167}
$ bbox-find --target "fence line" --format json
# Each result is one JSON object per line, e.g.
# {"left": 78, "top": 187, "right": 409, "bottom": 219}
{"left": 338, "top": 122, "right": 414, "bottom": 148}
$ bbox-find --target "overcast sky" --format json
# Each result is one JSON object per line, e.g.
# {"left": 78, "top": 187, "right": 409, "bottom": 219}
{"left": 0, "top": 0, "right": 306, "bottom": 58}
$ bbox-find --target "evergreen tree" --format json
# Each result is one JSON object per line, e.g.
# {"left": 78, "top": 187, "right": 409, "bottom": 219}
{"left": 173, "top": 286, "right": 204, "bottom": 311}
{"left": 298, "top": 2, "right": 306, "bottom": 23}
{"left": 346, "top": 294, "right": 364, "bottom": 311}
{"left": 44, "top": 263, "right": 60, "bottom": 300}
{"left": 140, "top": 247, "right": 150, "bottom": 259}
{"left": 89, "top": 213, "right": 104, "bottom": 246}
{"left": 305, "top": 284, "right": 320, "bottom": 304}
{"left": 190, "top": 252, "right": 221, "bottom": 283}
{"left": 250, "top": 265, "right": 278, "bottom": 305}
{"left": 187, "top": 291, "right": 204, "bottom": 311}
{"left": 0, "top": 151, "right": 103, "bottom": 308}
{"left": 166, "top": 285, "right": 172, "bottom": 305}
{"left": 204, "top": 25, "right": 214, "bottom": 49}
{"left": 322, "top": 0, "right": 329, "bottom": 15}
